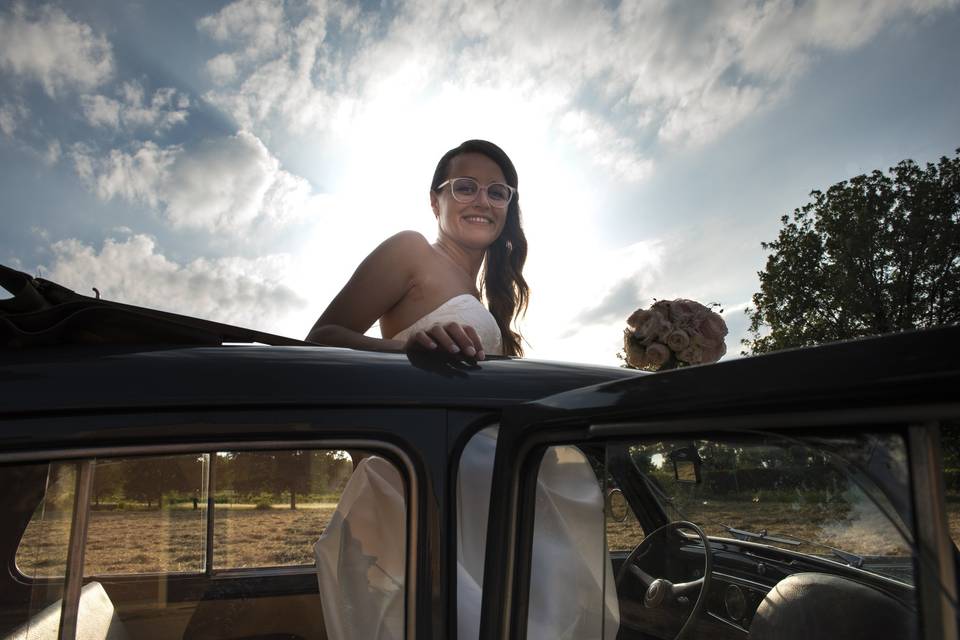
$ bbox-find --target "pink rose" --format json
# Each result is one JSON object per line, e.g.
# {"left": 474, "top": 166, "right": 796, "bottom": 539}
{"left": 696, "top": 312, "right": 728, "bottom": 342}
{"left": 666, "top": 329, "right": 691, "bottom": 352}
{"left": 623, "top": 330, "right": 646, "bottom": 368}
{"left": 679, "top": 344, "right": 703, "bottom": 364}
{"left": 700, "top": 340, "right": 726, "bottom": 364}
{"left": 645, "top": 342, "right": 671, "bottom": 367}
{"left": 626, "top": 308, "right": 651, "bottom": 330}
{"left": 628, "top": 310, "right": 664, "bottom": 345}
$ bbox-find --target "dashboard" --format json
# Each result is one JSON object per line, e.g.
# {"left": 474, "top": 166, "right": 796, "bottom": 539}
{"left": 615, "top": 536, "right": 916, "bottom": 640}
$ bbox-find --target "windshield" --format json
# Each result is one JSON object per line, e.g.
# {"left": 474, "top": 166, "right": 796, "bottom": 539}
{"left": 624, "top": 434, "right": 914, "bottom": 583}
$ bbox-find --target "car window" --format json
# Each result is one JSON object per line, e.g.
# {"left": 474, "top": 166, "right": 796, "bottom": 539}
{"left": 939, "top": 421, "right": 960, "bottom": 546}
{"left": 627, "top": 436, "right": 914, "bottom": 583}
{"left": 604, "top": 460, "right": 643, "bottom": 553}
{"left": 12, "top": 462, "right": 78, "bottom": 639}
{"left": 4, "top": 446, "right": 408, "bottom": 640}
{"left": 82, "top": 454, "right": 208, "bottom": 575}
{"left": 214, "top": 449, "right": 353, "bottom": 569}
{"left": 523, "top": 432, "right": 918, "bottom": 640}
{"left": 16, "top": 462, "right": 77, "bottom": 579}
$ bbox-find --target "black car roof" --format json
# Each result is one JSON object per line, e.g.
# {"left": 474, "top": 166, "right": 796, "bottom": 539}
{"left": 515, "top": 324, "right": 960, "bottom": 425}
{"left": 0, "top": 345, "right": 643, "bottom": 417}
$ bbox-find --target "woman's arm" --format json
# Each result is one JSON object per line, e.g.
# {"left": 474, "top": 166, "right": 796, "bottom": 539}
{"left": 306, "top": 324, "right": 405, "bottom": 351}
{"left": 306, "top": 231, "right": 428, "bottom": 351}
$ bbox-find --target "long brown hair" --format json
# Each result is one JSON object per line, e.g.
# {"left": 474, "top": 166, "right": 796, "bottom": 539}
{"left": 431, "top": 140, "right": 529, "bottom": 356}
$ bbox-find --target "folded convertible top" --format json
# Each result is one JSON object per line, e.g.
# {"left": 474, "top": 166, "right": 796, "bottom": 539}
{"left": 0, "top": 263, "right": 309, "bottom": 348}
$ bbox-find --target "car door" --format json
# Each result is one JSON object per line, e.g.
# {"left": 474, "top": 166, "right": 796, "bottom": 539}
{"left": 0, "top": 405, "right": 438, "bottom": 640}
{"left": 479, "top": 325, "right": 960, "bottom": 640}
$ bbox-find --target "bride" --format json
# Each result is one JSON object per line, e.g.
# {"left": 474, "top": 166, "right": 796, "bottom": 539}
{"left": 306, "top": 139, "right": 528, "bottom": 359}
{"left": 308, "top": 140, "right": 617, "bottom": 640}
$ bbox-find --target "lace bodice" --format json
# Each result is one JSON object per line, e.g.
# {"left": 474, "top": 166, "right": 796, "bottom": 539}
{"left": 389, "top": 294, "right": 503, "bottom": 356}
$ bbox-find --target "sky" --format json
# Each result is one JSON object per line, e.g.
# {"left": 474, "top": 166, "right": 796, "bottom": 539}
{"left": 1, "top": 0, "right": 958, "bottom": 366}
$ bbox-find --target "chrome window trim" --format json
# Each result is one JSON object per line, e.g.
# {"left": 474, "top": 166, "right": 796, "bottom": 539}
{"left": 3, "top": 439, "right": 419, "bottom": 640}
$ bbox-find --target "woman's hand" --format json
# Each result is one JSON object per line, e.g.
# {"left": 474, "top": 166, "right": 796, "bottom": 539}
{"left": 404, "top": 322, "right": 486, "bottom": 360}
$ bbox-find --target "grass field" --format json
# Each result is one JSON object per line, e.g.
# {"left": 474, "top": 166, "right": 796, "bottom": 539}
{"left": 607, "top": 499, "right": 913, "bottom": 557}
{"left": 18, "top": 499, "right": 960, "bottom": 577}
{"left": 18, "top": 502, "right": 339, "bottom": 576}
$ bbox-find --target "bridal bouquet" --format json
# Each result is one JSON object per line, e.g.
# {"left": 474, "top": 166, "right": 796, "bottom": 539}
{"left": 622, "top": 299, "right": 728, "bottom": 371}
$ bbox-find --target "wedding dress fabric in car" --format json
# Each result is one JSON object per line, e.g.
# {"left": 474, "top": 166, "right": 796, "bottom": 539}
{"left": 314, "top": 456, "right": 406, "bottom": 640}
{"left": 458, "top": 427, "right": 619, "bottom": 640}
{"left": 316, "top": 298, "right": 617, "bottom": 639}
{"left": 390, "top": 294, "right": 503, "bottom": 356}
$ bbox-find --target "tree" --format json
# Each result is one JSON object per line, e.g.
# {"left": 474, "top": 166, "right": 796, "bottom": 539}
{"left": 91, "top": 459, "right": 125, "bottom": 506}
{"left": 227, "top": 450, "right": 312, "bottom": 509}
{"left": 121, "top": 455, "right": 202, "bottom": 509}
{"left": 744, "top": 149, "right": 960, "bottom": 355}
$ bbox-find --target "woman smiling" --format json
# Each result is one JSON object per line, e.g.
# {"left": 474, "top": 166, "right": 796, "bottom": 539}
{"left": 306, "top": 139, "right": 529, "bottom": 358}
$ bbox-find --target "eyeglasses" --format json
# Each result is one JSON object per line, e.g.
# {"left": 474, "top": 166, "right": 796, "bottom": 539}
{"left": 436, "top": 177, "right": 516, "bottom": 208}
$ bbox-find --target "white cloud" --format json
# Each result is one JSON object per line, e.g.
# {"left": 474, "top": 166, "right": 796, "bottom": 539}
{"left": 80, "top": 94, "right": 121, "bottom": 128}
{"left": 42, "top": 234, "right": 307, "bottom": 333}
{"left": 42, "top": 139, "right": 61, "bottom": 166}
{"left": 197, "top": 0, "right": 288, "bottom": 60}
{"left": 0, "top": 101, "right": 28, "bottom": 137}
{"left": 206, "top": 53, "right": 238, "bottom": 84}
{"left": 81, "top": 81, "right": 190, "bottom": 133}
{"left": 0, "top": 3, "right": 113, "bottom": 97}
{"left": 199, "top": 0, "right": 956, "bottom": 169}
{"left": 70, "top": 131, "right": 320, "bottom": 234}
{"left": 557, "top": 110, "right": 654, "bottom": 182}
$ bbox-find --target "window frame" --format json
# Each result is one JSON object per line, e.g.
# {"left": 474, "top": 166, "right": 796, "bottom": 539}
{"left": 2, "top": 438, "right": 419, "bottom": 640}
{"left": 479, "top": 414, "right": 959, "bottom": 640}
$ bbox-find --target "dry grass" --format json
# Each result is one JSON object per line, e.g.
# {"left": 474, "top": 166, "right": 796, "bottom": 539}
{"left": 18, "top": 499, "right": 959, "bottom": 578}
{"left": 17, "top": 503, "right": 338, "bottom": 576}
{"left": 609, "top": 499, "right": 917, "bottom": 557}
{"left": 214, "top": 503, "right": 338, "bottom": 569}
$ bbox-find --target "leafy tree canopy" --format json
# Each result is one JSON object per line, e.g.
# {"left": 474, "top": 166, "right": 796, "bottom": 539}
{"left": 745, "top": 149, "right": 960, "bottom": 354}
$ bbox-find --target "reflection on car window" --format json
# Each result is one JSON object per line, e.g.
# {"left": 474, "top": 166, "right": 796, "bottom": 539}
{"left": 214, "top": 449, "right": 353, "bottom": 569}
{"left": 16, "top": 462, "right": 76, "bottom": 579}
{"left": 11, "top": 462, "right": 77, "bottom": 639}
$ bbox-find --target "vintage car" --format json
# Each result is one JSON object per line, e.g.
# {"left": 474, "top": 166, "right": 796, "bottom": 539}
{"left": 1, "top": 265, "right": 959, "bottom": 640}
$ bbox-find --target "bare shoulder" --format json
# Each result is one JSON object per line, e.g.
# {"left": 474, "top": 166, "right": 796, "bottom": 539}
{"left": 378, "top": 230, "right": 433, "bottom": 255}
{"left": 366, "top": 230, "right": 435, "bottom": 270}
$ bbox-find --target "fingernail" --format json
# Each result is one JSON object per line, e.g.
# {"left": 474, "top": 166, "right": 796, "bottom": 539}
{"left": 427, "top": 341, "right": 437, "bottom": 349}
{"left": 465, "top": 346, "right": 476, "bottom": 357}
{"left": 449, "top": 344, "right": 460, "bottom": 354}
{"left": 477, "top": 350, "right": 485, "bottom": 360}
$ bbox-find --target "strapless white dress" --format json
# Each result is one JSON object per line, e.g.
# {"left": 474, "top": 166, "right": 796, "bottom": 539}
{"left": 389, "top": 294, "right": 504, "bottom": 356}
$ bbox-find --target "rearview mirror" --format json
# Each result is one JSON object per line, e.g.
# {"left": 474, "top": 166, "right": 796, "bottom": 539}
{"left": 606, "top": 488, "right": 628, "bottom": 522}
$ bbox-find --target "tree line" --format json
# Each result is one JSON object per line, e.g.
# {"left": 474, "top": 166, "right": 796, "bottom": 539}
{"left": 91, "top": 450, "right": 353, "bottom": 510}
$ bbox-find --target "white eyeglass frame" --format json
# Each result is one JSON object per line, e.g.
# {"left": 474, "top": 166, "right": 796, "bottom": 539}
{"left": 436, "top": 177, "right": 516, "bottom": 208}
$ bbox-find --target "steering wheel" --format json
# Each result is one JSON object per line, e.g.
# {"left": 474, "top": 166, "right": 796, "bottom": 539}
{"left": 615, "top": 520, "right": 713, "bottom": 640}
